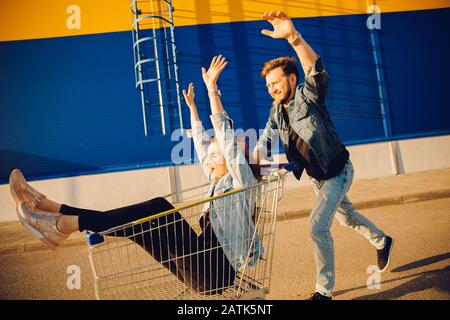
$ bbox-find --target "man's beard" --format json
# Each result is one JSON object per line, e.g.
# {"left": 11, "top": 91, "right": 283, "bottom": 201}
{"left": 274, "top": 86, "right": 292, "bottom": 105}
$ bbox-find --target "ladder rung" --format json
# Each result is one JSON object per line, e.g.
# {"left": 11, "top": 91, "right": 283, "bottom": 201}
{"left": 132, "top": 36, "right": 158, "bottom": 48}
{"left": 133, "top": 15, "right": 174, "bottom": 27}
{"left": 135, "top": 78, "right": 160, "bottom": 87}
{"left": 134, "top": 59, "right": 157, "bottom": 69}
{"left": 135, "top": 78, "right": 181, "bottom": 85}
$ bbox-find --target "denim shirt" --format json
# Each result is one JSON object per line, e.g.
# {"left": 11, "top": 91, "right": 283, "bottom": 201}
{"left": 257, "top": 57, "right": 345, "bottom": 176}
{"left": 192, "top": 112, "right": 263, "bottom": 271}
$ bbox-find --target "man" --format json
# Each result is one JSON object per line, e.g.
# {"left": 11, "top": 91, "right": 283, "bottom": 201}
{"left": 254, "top": 11, "right": 394, "bottom": 300}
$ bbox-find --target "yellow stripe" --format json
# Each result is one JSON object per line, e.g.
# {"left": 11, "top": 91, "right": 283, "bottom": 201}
{"left": 132, "top": 188, "right": 243, "bottom": 225}
{"left": 1, "top": 0, "right": 449, "bottom": 42}
{"left": 0, "top": 0, "right": 131, "bottom": 42}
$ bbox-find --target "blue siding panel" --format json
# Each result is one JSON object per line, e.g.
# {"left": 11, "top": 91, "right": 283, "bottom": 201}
{"left": 0, "top": 8, "right": 449, "bottom": 182}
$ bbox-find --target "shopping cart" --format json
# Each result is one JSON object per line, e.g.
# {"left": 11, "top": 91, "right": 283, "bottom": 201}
{"left": 85, "top": 163, "right": 296, "bottom": 300}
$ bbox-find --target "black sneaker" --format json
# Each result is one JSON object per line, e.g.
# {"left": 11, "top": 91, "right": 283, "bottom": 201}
{"left": 308, "top": 292, "right": 332, "bottom": 300}
{"left": 377, "top": 236, "right": 394, "bottom": 272}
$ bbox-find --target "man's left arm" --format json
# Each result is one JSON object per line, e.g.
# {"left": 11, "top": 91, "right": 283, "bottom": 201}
{"left": 302, "top": 57, "right": 329, "bottom": 106}
{"left": 261, "top": 11, "right": 329, "bottom": 104}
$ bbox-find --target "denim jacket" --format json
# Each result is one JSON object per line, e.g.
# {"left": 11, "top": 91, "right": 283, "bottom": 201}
{"left": 192, "top": 112, "right": 263, "bottom": 271}
{"left": 257, "top": 57, "right": 345, "bottom": 178}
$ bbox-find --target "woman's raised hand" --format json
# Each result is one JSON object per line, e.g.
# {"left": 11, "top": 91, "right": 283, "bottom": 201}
{"left": 202, "top": 55, "right": 228, "bottom": 92}
{"left": 182, "top": 82, "right": 196, "bottom": 109}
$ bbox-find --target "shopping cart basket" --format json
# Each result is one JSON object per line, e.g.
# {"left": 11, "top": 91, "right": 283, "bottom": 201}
{"left": 86, "top": 163, "right": 295, "bottom": 300}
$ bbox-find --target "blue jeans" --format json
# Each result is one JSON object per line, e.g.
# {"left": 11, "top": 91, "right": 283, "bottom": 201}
{"left": 309, "top": 160, "right": 386, "bottom": 297}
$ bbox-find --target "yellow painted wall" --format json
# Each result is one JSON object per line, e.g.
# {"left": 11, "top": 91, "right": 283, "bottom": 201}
{"left": 1, "top": 0, "right": 449, "bottom": 41}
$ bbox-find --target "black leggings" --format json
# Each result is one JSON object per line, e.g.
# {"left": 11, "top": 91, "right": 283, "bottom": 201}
{"left": 61, "top": 197, "right": 235, "bottom": 294}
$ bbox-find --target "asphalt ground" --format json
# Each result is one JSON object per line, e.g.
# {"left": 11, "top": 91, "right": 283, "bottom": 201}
{"left": 1, "top": 198, "right": 449, "bottom": 300}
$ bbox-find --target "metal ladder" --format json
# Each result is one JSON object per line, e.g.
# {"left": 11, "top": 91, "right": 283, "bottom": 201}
{"left": 131, "top": 0, "right": 183, "bottom": 136}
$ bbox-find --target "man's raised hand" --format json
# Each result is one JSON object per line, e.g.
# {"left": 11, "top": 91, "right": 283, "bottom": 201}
{"left": 261, "top": 11, "right": 298, "bottom": 43}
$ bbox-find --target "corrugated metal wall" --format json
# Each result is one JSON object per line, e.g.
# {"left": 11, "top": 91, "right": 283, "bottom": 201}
{"left": 1, "top": 1, "right": 449, "bottom": 182}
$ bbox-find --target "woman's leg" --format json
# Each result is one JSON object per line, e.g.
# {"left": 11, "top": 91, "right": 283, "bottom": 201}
{"left": 202, "top": 230, "right": 236, "bottom": 294}
{"left": 96, "top": 199, "right": 236, "bottom": 294}
{"left": 36, "top": 198, "right": 62, "bottom": 213}
{"left": 177, "top": 222, "right": 236, "bottom": 294}
{"left": 27, "top": 194, "right": 236, "bottom": 293}
{"left": 55, "top": 197, "right": 179, "bottom": 233}
{"left": 59, "top": 204, "right": 101, "bottom": 216}
{"left": 61, "top": 197, "right": 202, "bottom": 288}
{"left": 133, "top": 210, "right": 235, "bottom": 294}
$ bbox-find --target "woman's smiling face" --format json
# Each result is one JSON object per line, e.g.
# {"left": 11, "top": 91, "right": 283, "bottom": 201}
{"left": 205, "top": 141, "right": 228, "bottom": 182}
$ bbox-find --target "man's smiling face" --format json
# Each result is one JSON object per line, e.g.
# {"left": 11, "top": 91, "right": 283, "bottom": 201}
{"left": 265, "top": 67, "right": 297, "bottom": 105}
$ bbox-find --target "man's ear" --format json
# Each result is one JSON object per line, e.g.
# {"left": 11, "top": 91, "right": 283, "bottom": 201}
{"left": 289, "top": 73, "right": 298, "bottom": 87}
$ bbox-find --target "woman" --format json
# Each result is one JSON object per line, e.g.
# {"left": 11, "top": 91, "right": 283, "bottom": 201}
{"left": 10, "top": 55, "right": 262, "bottom": 294}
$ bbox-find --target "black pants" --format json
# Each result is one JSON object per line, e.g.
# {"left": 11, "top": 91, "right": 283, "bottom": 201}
{"left": 61, "top": 197, "right": 235, "bottom": 294}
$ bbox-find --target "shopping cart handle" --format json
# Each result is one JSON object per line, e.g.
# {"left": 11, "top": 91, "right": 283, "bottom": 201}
{"left": 280, "top": 162, "right": 299, "bottom": 172}
{"left": 259, "top": 162, "right": 298, "bottom": 176}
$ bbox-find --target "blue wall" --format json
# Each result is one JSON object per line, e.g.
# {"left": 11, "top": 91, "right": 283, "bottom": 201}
{"left": 1, "top": 8, "right": 449, "bottom": 183}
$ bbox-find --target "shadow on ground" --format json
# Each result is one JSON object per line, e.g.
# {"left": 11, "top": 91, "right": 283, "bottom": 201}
{"left": 334, "top": 253, "right": 450, "bottom": 300}
{"left": 391, "top": 252, "right": 450, "bottom": 273}
{"left": 354, "top": 265, "right": 450, "bottom": 300}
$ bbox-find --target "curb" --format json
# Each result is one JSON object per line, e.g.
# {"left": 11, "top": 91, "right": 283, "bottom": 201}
{"left": 2, "top": 189, "right": 450, "bottom": 255}
{"left": 276, "top": 189, "right": 450, "bottom": 220}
